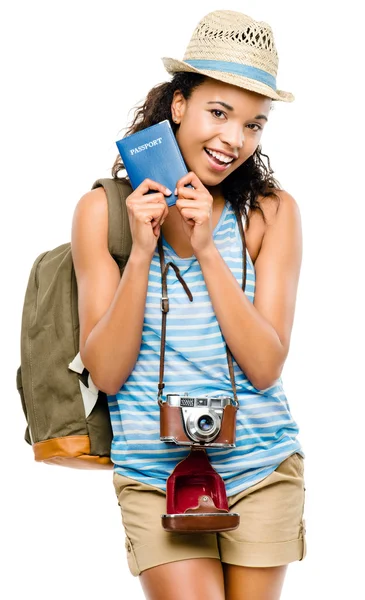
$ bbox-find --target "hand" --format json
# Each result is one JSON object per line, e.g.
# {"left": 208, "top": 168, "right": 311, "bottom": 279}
{"left": 126, "top": 179, "right": 171, "bottom": 258}
{"left": 175, "top": 172, "right": 215, "bottom": 256}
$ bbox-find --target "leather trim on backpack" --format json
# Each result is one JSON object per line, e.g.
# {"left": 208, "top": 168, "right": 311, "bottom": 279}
{"left": 33, "top": 435, "right": 113, "bottom": 469}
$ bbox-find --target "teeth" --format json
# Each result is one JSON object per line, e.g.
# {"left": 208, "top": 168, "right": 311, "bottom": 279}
{"left": 206, "top": 148, "right": 234, "bottom": 164}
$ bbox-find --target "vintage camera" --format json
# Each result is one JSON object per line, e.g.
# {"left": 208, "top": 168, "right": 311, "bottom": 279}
{"left": 160, "top": 393, "right": 237, "bottom": 448}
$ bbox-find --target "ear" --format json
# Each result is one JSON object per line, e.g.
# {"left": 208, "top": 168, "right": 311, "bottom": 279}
{"left": 171, "top": 90, "right": 187, "bottom": 125}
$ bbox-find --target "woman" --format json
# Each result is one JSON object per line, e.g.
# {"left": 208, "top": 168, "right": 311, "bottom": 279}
{"left": 71, "top": 9, "right": 305, "bottom": 600}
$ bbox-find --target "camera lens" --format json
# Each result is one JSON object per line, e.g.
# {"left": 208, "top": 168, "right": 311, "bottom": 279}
{"left": 197, "top": 415, "right": 214, "bottom": 432}
{"left": 186, "top": 409, "right": 220, "bottom": 443}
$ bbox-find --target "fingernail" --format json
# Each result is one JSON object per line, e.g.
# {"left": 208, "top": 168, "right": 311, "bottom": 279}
{"left": 174, "top": 188, "right": 177, "bottom": 195}
{"left": 165, "top": 188, "right": 172, "bottom": 196}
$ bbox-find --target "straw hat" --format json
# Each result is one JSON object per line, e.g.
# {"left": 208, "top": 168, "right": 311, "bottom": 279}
{"left": 162, "top": 10, "right": 294, "bottom": 102}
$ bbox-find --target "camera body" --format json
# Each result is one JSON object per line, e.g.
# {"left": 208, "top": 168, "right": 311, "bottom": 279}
{"left": 160, "top": 393, "right": 237, "bottom": 447}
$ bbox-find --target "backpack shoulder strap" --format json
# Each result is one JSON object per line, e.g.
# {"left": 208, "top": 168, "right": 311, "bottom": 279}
{"left": 92, "top": 177, "right": 133, "bottom": 259}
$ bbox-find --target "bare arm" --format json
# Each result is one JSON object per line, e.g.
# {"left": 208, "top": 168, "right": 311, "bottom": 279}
{"left": 71, "top": 181, "right": 170, "bottom": 394}
{"left": 174, "top": 170, "right": 302, "bottom": 391}
{"left": 196, "top": 191, "right": 303, "bottom": 390}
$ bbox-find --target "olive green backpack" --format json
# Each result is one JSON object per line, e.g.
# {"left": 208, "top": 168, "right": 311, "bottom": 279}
{"left": 16, "top": 178, "right": 133, "bottom": 469}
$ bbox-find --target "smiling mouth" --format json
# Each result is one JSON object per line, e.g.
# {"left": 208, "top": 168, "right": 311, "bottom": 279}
{"left": 204, "top": 148, "right": 235, "bottom": 166}
{"left": 204, "top": 148, "right": 236, "bottom": 171}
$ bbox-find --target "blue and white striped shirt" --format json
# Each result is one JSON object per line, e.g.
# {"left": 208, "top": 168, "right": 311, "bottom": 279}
{"left": 108, "top": 202, "right": 303, "bottom": 496}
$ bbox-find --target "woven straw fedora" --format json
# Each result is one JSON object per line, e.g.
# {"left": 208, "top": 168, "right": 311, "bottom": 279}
{"left": 162, "top": 10, "right": 294, "bottom": 102}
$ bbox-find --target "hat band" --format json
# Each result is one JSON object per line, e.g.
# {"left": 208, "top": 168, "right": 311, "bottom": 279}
{"left": 184, "top": 59, "right": 276, "bottom": 91}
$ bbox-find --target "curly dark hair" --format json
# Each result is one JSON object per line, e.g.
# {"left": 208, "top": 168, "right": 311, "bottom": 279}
{"left": 112, "top": 72, "right": 281, "bottom": 227}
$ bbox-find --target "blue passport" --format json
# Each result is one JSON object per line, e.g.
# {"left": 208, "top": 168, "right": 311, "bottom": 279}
{"left": 116, "top": 120, "right": 189, "bottom": 207}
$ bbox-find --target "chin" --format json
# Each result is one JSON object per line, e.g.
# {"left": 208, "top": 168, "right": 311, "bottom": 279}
{"left": 199, "top": 170, "right": 231, "bottom": 188}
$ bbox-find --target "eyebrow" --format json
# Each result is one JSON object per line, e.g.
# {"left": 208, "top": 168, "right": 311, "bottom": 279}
{"left": 207, "top": 101, "right": 268, "bottom": 121}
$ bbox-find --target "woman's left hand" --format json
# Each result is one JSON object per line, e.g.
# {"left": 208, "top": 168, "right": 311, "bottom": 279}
{"left": 175, "top": 172, "right": 215, "bottom": 256}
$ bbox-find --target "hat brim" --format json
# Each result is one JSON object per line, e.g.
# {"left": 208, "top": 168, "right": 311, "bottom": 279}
{"left": 162, "top": 57, "right": 294, "bottom": 103}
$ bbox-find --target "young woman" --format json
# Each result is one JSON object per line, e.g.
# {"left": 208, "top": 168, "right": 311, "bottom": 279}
{"left": 71, "top": 10, "right": 305, "bottom": 600}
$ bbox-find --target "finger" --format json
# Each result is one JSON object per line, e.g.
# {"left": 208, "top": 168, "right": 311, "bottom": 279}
{"left": 176, "top": 198, "right": 209, "bottom": 209}
{"left": 152, "top": 223, "right": 160, "bottom": 237}
{"left": 150, "top": 203, "right": 169, "bottom": 227}
{"left": 175, "top": 186, "right": 199, "bottom": 200}
{"left": 176, "top": 171, "right": 204, "bottom": 191}
{"left": 128, "top": 192, "right": 166, "bottom": 205}
{"left": 136, "top": 178, "right": 172, "bottom": 197}
{"left": 160, "top": 204, "right": 169, "bottom": 225}
{"left": 179, "top": 208, "right": 208, "bottom": 224}
{"left": 133, "top": 202, "right": 166, "bottom": 211}
{"left": 142, "top": 192, "right": 168, "bottom": 204}
{"left": 134, "top": 205, "right": 166, "bottom": 224}
{"left": 175, "top": 198, "right": 212, "bottom": 219}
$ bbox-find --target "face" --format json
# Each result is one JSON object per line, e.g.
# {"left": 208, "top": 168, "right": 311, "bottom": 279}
{"left": 171, "top": 78, "right": 272, "bottom": 188}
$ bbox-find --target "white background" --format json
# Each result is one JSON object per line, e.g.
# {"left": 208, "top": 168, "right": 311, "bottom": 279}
{"left": 1, "top": 1, "right": 364, "bottom": 598}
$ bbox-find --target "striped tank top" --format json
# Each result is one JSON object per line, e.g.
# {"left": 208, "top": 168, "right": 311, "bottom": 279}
{"left": 108, "top": 202, "right": 303, "bottom": 496}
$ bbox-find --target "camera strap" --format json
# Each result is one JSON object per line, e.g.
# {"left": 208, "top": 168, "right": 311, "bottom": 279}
{"left": 157, "top": 209, "right": 247, "bottom": 408}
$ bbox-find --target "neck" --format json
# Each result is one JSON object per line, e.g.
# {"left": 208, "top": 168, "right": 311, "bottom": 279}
{"left": 208, "top": 184, "right": 224, "bottom": 203}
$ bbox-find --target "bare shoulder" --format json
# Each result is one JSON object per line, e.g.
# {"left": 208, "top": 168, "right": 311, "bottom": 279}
{"left": 72, "top": 187, "right": 108, "bottom": 230}
{"left": 71, "top": 187, "right": 109, "bottom": 257}
{"left": 256, "top": 188, "right": 302, "bottom": 263}
{"left": 246, "top": 189, "right": 301, "bottom": 264}
{"left": 259, "top": 188, "right": 301, "bottom": 227}
{"left": 260, "top": 189, "right": 302, "bottom": 261}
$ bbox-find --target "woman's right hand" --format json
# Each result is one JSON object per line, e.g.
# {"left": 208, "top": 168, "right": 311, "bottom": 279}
{"left": 126, "top": 179, "right": 171, "bottom": 258}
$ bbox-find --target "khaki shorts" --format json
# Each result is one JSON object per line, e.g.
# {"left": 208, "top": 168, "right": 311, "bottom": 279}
{"left": 113, "top": 452, "right": 306, "bottom": 576}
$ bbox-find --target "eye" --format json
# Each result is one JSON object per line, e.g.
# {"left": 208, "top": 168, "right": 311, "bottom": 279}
{"left": 247, "top": 123, "right": 263, "bottom": 132}
{"left": 210, "top": 109, "right": 226, "bottom": 119}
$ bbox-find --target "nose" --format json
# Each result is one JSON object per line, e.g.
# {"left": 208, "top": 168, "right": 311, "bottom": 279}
{"left": 220, "top": 122, "right": 244, "bottom": 151}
